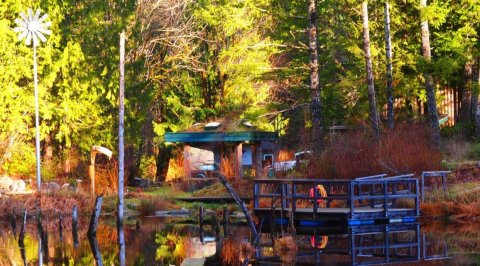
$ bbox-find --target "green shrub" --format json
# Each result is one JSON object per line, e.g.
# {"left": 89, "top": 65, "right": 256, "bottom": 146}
{"left": 470, "top": 143, "right": 480, "bottom": 159}
{"left": 3, "top": 142, "right": 35, "bottom": 178}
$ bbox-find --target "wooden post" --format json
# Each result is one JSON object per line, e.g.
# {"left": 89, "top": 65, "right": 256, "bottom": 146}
{"left": 199, "top": 204, "right": 204, "bottom": 243}
{"left": 72, "top": 206, "right": 79, "bottom": 248}
{"left": 234, "top": 143, "right": 243, "bottom": 179}
{"left": 10, "top": 208, "right": 16, "bottom": 237}
{"left": 184, "top": 145, "right": 192, "bottom": 178}
{"left": 118, "top": 31, "right": 126, "bottom": 266}
{"left": 37, "top": 208, "right": 48, "bottom": 264}
{"left": 223, "top": 206, "right": 229, "bottom": 237}
{"left": 217, "top": 173, "right": 259, "bottom": 241}
{"left": 88, "top": 234, "right": 104, "bottom": 266}
{"left": 211, "top": 213, "right": 220, "bottom": 242}
{"left": 88, "top": 196, "right": 103, "bottom": 236}
{"left": 59, "top": 212, "right": 63, "bottom": 240}
{"left": 89, "top": 156, "right": 95, "bottom": 196}
{"left": 18, "top": 209, "right": 27, "bottom": 246}
{"left": 252, "top": 143, "right": 262, "bottom": 178}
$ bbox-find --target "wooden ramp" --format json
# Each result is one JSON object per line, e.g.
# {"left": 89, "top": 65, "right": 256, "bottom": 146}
{"left": 253, "top": 177, "right": 420, "bottom": 227}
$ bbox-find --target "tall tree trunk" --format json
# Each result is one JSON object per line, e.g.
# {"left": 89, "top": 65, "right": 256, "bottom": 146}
{"left": 384, "top": 0, "right": 394, "bottom": 129}
{"left": 308, "top": 0, "right": 322, "bottom": 154}
{"left": 459, "top": 61, "right": 473, "bottom": 124}
{"left": 362, "top": 1, "right": 381, "bottom": 138}
{"left": 473, "top": 59, "right": 480, "bottom": 136}
{"left": 307, "top": 0, "right": 323, "bottom": 154}
{"left": 420, "top": 0, "right": 441, "bottom": 148}
{"left": 156, "top": 143, "right": 172, "bottom": 182}
{"left": 118, "top": 31, "right": 126, "bottom": 266}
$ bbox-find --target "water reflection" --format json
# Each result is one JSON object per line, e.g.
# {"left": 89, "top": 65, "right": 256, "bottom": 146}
{"left": 0, "top": 215, "right": 479, "bottom": 265}
{"left": 256, "top": 223, "right": 452, "bottom": 265}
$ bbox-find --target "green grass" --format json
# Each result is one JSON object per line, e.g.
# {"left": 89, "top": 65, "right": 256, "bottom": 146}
{"left": 425, "top": 182, "right": 480, "bottom": 203}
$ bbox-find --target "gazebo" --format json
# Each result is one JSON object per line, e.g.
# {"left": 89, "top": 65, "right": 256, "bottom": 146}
{"left": 164, "top": 120, "right": 278, "bottom": 178}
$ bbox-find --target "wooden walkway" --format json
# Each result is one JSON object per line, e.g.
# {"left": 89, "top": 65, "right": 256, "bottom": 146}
{"left": 253, "top": 176, "right": 420, "bottom": 227}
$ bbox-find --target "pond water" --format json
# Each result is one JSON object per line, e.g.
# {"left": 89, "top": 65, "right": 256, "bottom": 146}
{"left": 0, "top": 214, "right": 479, "bottom": 265}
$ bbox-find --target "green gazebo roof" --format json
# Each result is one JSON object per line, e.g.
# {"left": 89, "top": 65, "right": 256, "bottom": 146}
{"left": 164, "top": 120, "right": 278, "bottom": 143}
{"left": 164, "top": 131, "right": 278, "bottom": 143}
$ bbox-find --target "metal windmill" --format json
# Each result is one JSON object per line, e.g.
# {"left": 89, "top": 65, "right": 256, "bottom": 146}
{"left": 14, "top": 8, "right": 51, "bottom": 191}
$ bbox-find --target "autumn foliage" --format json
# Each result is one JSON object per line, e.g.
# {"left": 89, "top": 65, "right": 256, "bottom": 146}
{"left": 309, "top": 123, "right": 442, "bottom": 179}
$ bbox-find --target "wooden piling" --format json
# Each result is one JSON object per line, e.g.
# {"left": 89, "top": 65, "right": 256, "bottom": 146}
{"left": 18, "top": 209, "right": 27, "bottom": 247}
{"left": 59, "top": 212, "right": 63, "bottom": 240}
{"left": 217, "top": 173, "right": 259, "bottom": 241}
{"left": 223, "top": 206, "right": 229, "bottom": 237}
{"left": 10, "top": 208, "right": 16, "bottom": 237}
{"left": 88, "top": 234, "right": 103, "bottom": 266}
{"left": 211, "top": 213, "right": 220, "bottom": 242}
{"left": 199, "top": 204, "right": 204, "bottom": 243}
{"left": 18, "top": 210, "right": 27, "bottom": 266}
{"left": 88, "top": 196, "right": 103, "bottom": 237}
{"left": 72, "top": 206, "right": 79, "bottom": 248}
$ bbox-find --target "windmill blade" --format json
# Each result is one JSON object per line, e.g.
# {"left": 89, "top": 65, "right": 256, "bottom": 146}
{"left": 35, "top": 31, "right": 47, "bottom": 43}
{"left": 34, "top": 9, "right": 41, "bottom": 21}
{"left": 13, "top": 26, "right": 25, "bottom": 33}
{"left": 27, "top": 8, "right": 34, "bottom": 21}
{"left": 38, "top": 13, "right": 49, "bottom": 23}
{"left": 19, "top": 12, "right": 29, "bottom": 24}
{"left": 14, "top": 18, "right": 27, "bottom": 28}
{"left": 37, "top": 28, "right": 52, "bottom": 36}
{"left": 40, "top": 21, "right": 52, "bottom": 28}
{"left": 25, "top": 31, "right": 32, "bottom": 46}
{"left": 17, "top": 29, "right": 28, "bottom": 41}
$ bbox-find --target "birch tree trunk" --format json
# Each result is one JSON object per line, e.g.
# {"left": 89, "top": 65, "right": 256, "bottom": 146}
{"left": 420, "top": 0, "right": 441, "bottom": 148}
{"left": 362, "top": 1, "right": 381, "bottom": 138}
{"left": 384, "top": 0, "right": 394, "bottom": 129}
{"left": 118, "top": 31, "right": 126, "bottom": 266}
{"left": 308, "top": 0, "right": 323, "bottom": 154}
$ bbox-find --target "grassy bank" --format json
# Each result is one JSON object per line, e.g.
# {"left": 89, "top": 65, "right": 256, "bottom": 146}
{"left": 421, "top": 181, "right": 480, "bottom": 223}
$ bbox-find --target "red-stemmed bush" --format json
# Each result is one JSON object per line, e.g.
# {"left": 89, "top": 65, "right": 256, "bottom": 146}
{"left": 308, "top": 123, "right": 442, "bottom": 179}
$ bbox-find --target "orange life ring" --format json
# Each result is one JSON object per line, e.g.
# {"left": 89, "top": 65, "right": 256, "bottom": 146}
{"left": 310, "top": 235, "right": 328, "bottom": 249}
{"left": 309, "top": 185, "right": 327, "bottom": 207}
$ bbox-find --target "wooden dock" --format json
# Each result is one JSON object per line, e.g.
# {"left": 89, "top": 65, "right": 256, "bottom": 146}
{"left": 253, "top": 176, "right": 420, "bottom": 227}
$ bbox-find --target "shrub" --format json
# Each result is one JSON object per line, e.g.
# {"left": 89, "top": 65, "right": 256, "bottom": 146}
{"left": 138, "top": 197, "right": 174, "bottom": 216}
{"left": 274, "top": 236, "right": 298, "bottom": 264}
{"left": 308, "top": 123, "right": 442, "bottom": 179}
{"left": 2, "top": 142, "right": 36, "bottom": 178}
{"left": 220, "top": 155, "right": 235, "bottom": 180}
{"left": 166, "top": 149, "right": 184, "bottom": 181}
{"left": 139, "top": 155, "right": 157, "bottom": 180}
{"left": 470, "top": 142, "right": 480, "bottom": 159}
{"left": 443, "top": 139, "right": 472, "bottom": 163}
{"left": 277, "top": 150, "right": 294, "bottom": 161}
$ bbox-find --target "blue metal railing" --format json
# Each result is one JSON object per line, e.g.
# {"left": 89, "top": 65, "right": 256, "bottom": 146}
{"left": 253, "top": 176, "right": 420, "bottom": 220}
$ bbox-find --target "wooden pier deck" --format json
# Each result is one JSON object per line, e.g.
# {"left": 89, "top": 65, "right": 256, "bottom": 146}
{"left": 253, "top": 176, "right": 420, "bottom": 227}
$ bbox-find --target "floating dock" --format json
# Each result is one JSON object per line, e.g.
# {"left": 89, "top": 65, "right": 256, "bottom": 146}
{"left": 253, "top": 176, "right": 420, "bottom": 228}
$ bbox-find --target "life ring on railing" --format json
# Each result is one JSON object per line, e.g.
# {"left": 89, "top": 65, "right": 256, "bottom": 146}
{"left": 310, "top": 235, "right": 328, "bottom": 249}
{"left": 309, "top": 185, "right": 327, "bottom": 207}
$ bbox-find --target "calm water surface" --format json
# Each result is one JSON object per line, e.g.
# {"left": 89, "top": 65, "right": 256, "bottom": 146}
{"left": 0, "top": 215, "right": 479, "bottom": 265}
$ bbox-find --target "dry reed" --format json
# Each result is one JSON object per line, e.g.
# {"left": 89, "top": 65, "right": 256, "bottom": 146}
{"left": 274, "top": 236, "right": 298, "bottom": 264}
{"left": 166, "top": 149, "right": 184, "bottom": 181}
